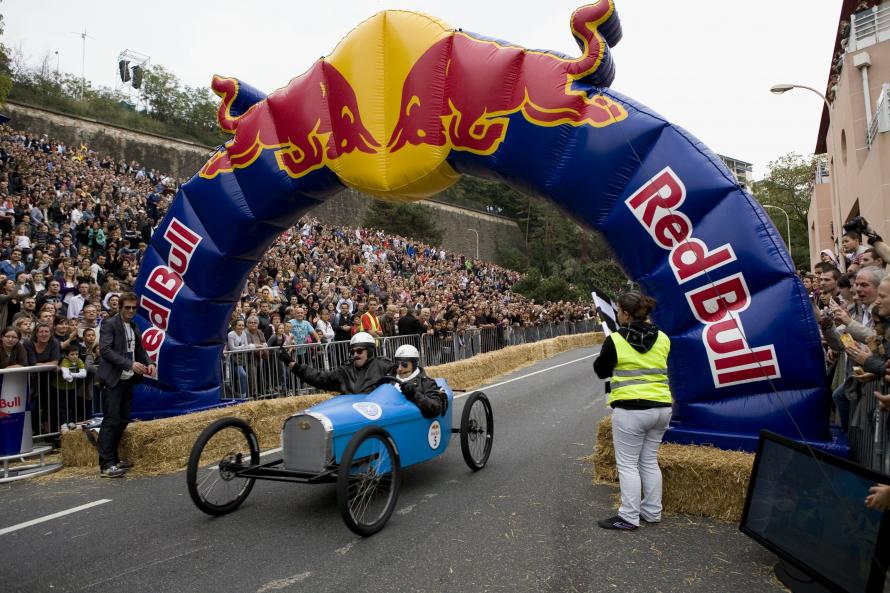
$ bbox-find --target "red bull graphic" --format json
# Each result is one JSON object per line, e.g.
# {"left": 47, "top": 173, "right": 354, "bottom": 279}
{"left": 200, "top": 64, "right": 379, "bottom": 180}
{"left": 388, "top": 3, "right": 626, "bottom": 155}
{"left": 0, "top": 372, "right": 32, "bottom": 456}
{"left": 134, "top": 0, "right": 833, "bottom": 453}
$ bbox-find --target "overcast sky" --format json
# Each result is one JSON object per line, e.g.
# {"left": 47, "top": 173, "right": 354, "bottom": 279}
{"left": 5, "top": 1, "right": 841, "bottom": 179}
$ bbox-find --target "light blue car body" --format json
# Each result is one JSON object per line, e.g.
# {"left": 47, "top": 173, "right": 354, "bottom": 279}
{"left": 303, "top": 379, "right": 454, "bottom": 471}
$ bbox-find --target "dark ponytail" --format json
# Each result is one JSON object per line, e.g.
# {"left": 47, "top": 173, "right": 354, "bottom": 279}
{"left": 617, "top": 291, "right": 656, "bottom": 322}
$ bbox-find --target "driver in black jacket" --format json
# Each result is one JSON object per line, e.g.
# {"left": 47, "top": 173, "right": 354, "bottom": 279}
{"left": 279, "top": 332, "right": 395, "bottom": 394}
{"left": 392, "top": 344, "right": 447, "bottom": 418}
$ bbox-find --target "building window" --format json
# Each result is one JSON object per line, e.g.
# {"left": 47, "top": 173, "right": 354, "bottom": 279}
{"left": 841, "top": 129, "right": 848, "bottom": 166}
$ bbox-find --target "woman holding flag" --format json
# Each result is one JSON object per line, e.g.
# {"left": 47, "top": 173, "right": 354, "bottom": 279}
{"left": 593, "top": 291, "right": 673, "bottom": 531}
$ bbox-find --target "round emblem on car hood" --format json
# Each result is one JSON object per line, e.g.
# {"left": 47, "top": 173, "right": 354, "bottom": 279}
{"left": 352, "top": 402, "right": 382, "bottom": 420}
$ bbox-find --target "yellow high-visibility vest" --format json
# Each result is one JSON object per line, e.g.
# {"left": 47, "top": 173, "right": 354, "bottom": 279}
{"left": 608, "top": 331, "right": 672, "bottom": 405}
{"left": 362, "top": 312, "right": 381, "bottom": 333}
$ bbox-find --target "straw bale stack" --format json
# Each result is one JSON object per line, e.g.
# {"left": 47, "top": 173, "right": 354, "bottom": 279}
{"left": 61, "top": 394, "right": 331, "bottom": 475}
{"left": 591, "top": 415, "right": 754, "bottom": 521}
{"left": 61, "top": 332, "right": 602, "bottom": 477}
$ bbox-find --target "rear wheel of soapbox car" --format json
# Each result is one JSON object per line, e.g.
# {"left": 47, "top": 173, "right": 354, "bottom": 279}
{"left": 460, "top": 391, "right": 493, "bottom": 471}
{"left": 187, "top": 417, "right": 260, "bottom": 516}
{"left": 336, "top": 425, "right": 401, "bottom": 536}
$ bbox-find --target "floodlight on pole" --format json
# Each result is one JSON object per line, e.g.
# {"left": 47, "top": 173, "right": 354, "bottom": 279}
{"left": 770, "top": 82, "right": 841, "bottom": 269}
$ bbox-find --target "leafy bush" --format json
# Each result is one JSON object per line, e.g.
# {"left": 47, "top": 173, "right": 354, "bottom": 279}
{"left": 8, "top": 67, "right": 226, "bottom": 146}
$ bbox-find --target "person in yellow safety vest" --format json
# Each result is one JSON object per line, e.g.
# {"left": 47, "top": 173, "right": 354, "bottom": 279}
{"left": 360, "top": 297, "right": 384, "bottom": 342}
{"left": 593, "top": 291, "right": 672, "bottom": 531}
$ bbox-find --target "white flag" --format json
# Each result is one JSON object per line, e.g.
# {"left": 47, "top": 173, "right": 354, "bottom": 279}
{"left": 592, "top": 292, "right": 617, "bottom": 336}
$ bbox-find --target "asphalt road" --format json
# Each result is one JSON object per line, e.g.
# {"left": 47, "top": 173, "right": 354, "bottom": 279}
{"left": 1, "top": 345, "right": 782, "bottom": 593}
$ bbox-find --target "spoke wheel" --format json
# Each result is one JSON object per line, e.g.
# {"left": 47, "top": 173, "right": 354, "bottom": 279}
{"left": 187, "top": 417, "right": 260, "bottom": 516}
{"left": 336, "top": 426, "right": 400, "bottom": 536}
{"left": 460, "top": 391, "right": 493, "bottom": 471}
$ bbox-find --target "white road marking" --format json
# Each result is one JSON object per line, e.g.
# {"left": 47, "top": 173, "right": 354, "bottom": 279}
{"left": 334, "top": 540, "right": 358, "bottom": 555}
{"left": 0, "top": 499, "right": 112, "bottom": 536}
{"left": 257, "top": 572, "right": 312, "bottom": 592}
{"left": 396, "top": 504, "right": 416, "bottom": 516}
{"left": 82, "top": 546, "right": 211, "bottom": 590}
{"left": 454, "top": 352, "right": 600, "bottom": 399}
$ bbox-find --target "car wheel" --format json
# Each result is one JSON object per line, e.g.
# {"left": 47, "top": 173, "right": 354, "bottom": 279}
{"left": 186, "top": 417, "right": 260, "bottom": 516}
{"left": 336, "top": 425, "right": 401, "bottom": 536}
{"left": 460, "top": 391, "right": 493, "bottom": 471}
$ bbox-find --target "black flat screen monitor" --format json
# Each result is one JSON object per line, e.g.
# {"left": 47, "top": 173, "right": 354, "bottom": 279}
{"left": 740, "top": 431, "right": 890, "bottom": 593}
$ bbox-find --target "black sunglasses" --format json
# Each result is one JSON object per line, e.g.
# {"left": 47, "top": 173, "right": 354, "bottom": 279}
{"left": 350, "top": 348, "right": 367, "bottom": 355}
{"left": 122, "top": 305, "right": 137, "bottom": 310}
{"left": 397, "top": 361, "right": 412, "bottom": 368}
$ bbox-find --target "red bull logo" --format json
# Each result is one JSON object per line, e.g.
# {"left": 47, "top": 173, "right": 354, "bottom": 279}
{"left": 200, "top": 63, "right": 379, "bottom": 180}
{"left": 0, "top": 394, "right": 24, "bottom": 417}
{"left": 388, "top": 2, "right": 626, "bottom": 156}
{"left": 199, "top": 2, "right": 626, "bottom": 198}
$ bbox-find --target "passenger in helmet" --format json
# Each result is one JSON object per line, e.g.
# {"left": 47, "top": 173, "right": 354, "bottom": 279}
{"left": 393, "top": 344, "right": 448, "bottom": 418}
{"left": 279, "top": 331, "right": 395, "bottom": 394}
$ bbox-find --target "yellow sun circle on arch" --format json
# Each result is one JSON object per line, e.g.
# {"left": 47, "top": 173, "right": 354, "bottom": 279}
{"left": 325, "top": 10, "right": 459, "bottom": 201}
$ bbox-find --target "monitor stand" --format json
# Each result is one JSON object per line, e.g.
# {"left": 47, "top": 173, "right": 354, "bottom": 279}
{"left": 774, "top": 561, "right": 831, "bottom": 593}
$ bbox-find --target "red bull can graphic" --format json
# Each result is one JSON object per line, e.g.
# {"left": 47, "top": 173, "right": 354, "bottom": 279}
{"left": 0, "top": 371, "right": 32, "bottom": 456}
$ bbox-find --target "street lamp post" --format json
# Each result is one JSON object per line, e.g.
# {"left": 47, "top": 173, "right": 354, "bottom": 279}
{"left": 467, "top": 228, "right": 479, "bottom": 260}
{"left": 763, "top": 204, "right": 792, "bottom": 254}
{"left": 770, "top": 82, "right": 842, "bottom": 269}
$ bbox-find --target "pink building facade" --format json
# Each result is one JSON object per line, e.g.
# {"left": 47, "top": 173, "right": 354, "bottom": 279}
{"left": 809, "top": 0, "right": 890, "bottom": 271}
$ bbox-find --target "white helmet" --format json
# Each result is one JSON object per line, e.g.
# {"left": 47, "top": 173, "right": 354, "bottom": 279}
{"left": 350, "top": 332, "right": 376, "bottom": 351}
{"left": 394, "top": 344, "right": 420, "bottom": 362}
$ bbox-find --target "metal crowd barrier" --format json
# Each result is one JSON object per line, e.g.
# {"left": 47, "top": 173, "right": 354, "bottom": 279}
{"left": 22, "top": 365, "right": 101, "bottom": 441}
{"left": 847, "top": 381, "right": 890, "bottom": 474}
{"left": 2, "top": 319, "right": 599, "bottom": 443}
{"left": 220, "top": 319, "right": 600, "bottom": 401}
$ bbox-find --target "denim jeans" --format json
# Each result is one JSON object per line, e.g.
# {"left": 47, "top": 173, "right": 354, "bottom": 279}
{"left": 832, "top": 382, "right": 850, "bottom": 433}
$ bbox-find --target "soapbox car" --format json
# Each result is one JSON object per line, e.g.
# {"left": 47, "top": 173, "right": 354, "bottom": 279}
{"left": 186, "top": 378, "right": 493, "bottom": 535}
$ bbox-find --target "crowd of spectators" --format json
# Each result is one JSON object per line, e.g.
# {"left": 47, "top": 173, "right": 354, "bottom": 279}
{"left": 231, "top": 218, "right": 594, "bottom": 344}
{"left": 808, "top": 221, "right": 890, "bottom": 470}
{"left": 0, "top": 123, "right": 597, "bottom": 410}
{"left": 0, "top": 125, "right": 174, "bottom": 354}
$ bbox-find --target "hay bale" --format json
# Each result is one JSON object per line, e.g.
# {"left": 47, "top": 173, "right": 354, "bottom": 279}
{"left": 61, "top": 332, "right": 603, "bottom": 477}
{"left": 591, "top": 415, "right": 754, "bottom": 522}
{"left": 61, "top": 394, "right": 331, "bottom": 475}
{"left": 592, "top": 414, "right": 618, "bottom": 482}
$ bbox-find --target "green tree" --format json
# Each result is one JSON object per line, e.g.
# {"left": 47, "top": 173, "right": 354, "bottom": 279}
{"left": 0, "top": 2, "right": 12, "bottom": 104}
{"left": 511, "top": 268, "right": 593, "bottom": 302}
{"left": 142, "top": 65, "right": 187, "bottom": 123}
{"left": 434, "top": 173, "right": 629, "bottom": 301}
{"left": 752, "top": 152, "right": 817, "bottom": 268}
{"left": 8, "top": 55, "right": 225, "bottom": 145}
{"left": 362, "top": 200, "right": 445, "bottom": 246}
{"left": 181, "top": 84, "right": 219, "bottom": 132}
{"left": 437, "top": 174, "right": 529, "bottom": 218}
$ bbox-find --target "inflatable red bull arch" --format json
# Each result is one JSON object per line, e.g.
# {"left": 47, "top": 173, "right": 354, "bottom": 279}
{"left": 133, "top": 0, "right": 833, "bottom": 451}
